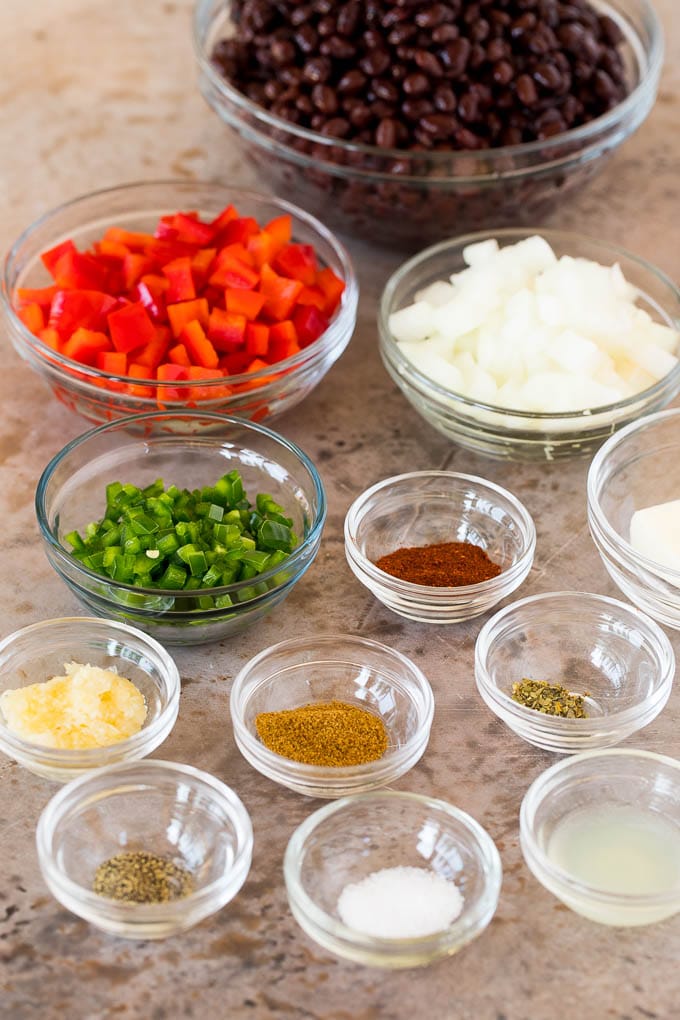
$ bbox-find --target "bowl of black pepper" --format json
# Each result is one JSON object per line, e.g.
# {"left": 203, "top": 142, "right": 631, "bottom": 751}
{"left": 194, "top": 0, "right": 663, "bottom": 249}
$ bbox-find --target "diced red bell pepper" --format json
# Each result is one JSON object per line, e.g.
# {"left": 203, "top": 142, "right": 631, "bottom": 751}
{"left": 264, "top": 214, "right": 292, "bottom": 253}
{"left": 41, "top": 239, "right": 77, "bottom": 276}
{"left": 293, "top": 304, "right": 330, "bottom": 347}
{"left": 316, "top": 266, "right": 345, "bottom": 315}
{"left": 273, "top": 244, "right": 318, "bottom": 286}
{"left": 15, "top": 285, "right": 58, "bottom": 310}
{"left": 167, "top": 298, "right": 210, "bottom": 338}
{"left": 225, "top": 288, "right": 265, "bottom": 320}
{"left": 96, "top": 238, "right": 130, "bottom": 260}
{"left": 49, "top": 290, "right": 118, "bottom": 339}
{"left": 53, "top": 249, "right": 107, "bottom": 291}
{"left": 132, "top": 280, "right": 166, "bottom": 323}
{"left": 126, "top": 362, "right": 155, "bottom": 397}
{"left": 172, "top": 212, "right": 216, "bottom": 247}
{"left": 181, "top": 320, "right": 219, "bottom": 369}
{"left": 259, "top": 264, "right": 303, "bottom": 321}
{"left": 96, "top": 350, "right": 128, "bottom": 375}
{"left": 209, "top": 250, "right": 259, "bottom": 290}
{"left": 220, "top": 217, "right": 260, "bottom": 246}
{"left": 210, "top": 204, "right": 238, "bottom": 233}
{"left": 132, "top": 325, "right": 171, "bottom": 370}
{"left": 245, "top": 322, "right": 270, "bottom": 358}
{"left": 191, "top": 248, "right": 216, "bottom": 287}
{"left": 247, "top": 231, "right": 276, "bottom": 270}
{"left": 62, "top": 327, "right": 112, "bottom": 366}
{"left": 187, "top": 365, "right": 230, "bottom": 401}
{"left": 156, "top": 362, "right": 189, "bottom": 404}
{"left": 39, "top": 327, "right": 62, "bottom": 351}
{"left": 108, "top": 301, "right": 157, "bottom": 354}
{"left": 208, "top": 309, "right": 247, "bottom": 353}
{"left": 162, "top": 257, "right": 196, "bottom": 303}
{"left": 17, "top": 302, "right": 45, "bottom": 334}
{"left": 123, "top": 253, "right": 157, "bottom": 291}
{"left": 268, "top": 320, "right": 300, "bottom": 362}
{"left": 102, "top": 227, "right": 156, "bottom": 252}
{"left": 219, "top": 351, "right": 252, "bottom": 376}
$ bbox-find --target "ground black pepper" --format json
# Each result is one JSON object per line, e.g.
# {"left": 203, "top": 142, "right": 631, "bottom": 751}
{"left": 92, "top": 851, "right": 195, "bottom": 904}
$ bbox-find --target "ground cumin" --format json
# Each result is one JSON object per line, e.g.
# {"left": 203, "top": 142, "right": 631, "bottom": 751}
{"left": 255, "top": 700, "right": 389, "bottom": 767}
{"left": 375, "top": 541, "right": 502, "bottom": 587}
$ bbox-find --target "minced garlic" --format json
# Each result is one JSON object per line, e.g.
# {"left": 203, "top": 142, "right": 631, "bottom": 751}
{"left": 0, "top": 661, "right": 147, "bottom": 749}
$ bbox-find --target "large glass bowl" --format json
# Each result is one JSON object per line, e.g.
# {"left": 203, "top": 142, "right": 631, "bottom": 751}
{"left": 2, "top": 180, "right": 358, "bottom": 427}
{"left": 36, "top": 759, "right": 254, "bottom": 939}
{"left": 35, "top": 411, "right": 326, "bottom": 645}
{"left": 194, "top": 0, "right": 662, "bottom": 250}
{"left": 379, "top": 228, "right": 680, "bottom": 460}
{"left": 588, "top": 408, "right": 680, "bottom": 630}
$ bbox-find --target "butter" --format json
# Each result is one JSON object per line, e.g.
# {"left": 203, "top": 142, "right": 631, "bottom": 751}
{"left": 0, "top": 662, "right": 147, "bottom": 749}
{"left": 629, "top": 498, "right": 680, "bottom": 579}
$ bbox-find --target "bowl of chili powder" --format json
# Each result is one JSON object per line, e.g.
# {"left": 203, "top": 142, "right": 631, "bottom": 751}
{"left": 344, "top": 471, "right": 535, "bottom": 623}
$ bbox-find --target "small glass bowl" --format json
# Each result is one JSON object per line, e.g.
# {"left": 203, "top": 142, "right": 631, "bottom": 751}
{"left": 2, "top": 180, "right": 357, "bottom": 427}
{"left": 230, "top": 634, "right": 434, "bottom": 798}
{"left": 35, "top": 411, "right": 325, "bottom": 646}
{"left": 475, "top": 591, "right": 674, "bottom": 754}
{"left": 0, "top": 617, "right": 180, "bottom": 782}
{"left": 194, "top": 0, "right": 662, "bottom": 249}
{"left": 36, "top": 759, "right": 253, "bottom": 939}
{"left": 284, "top": 790, "right": 502, "bottom": 968}
{"left": 379, "top": 229, "right": 680, "bottom": 460}
{"left": 344, "top": 471, "right": 535, "bottom": 624}
{"left": 520, "top": 749, "right": 680, "bottom": 927}
{"left": 588, "top": 408, "right": 680, "bottom": 630}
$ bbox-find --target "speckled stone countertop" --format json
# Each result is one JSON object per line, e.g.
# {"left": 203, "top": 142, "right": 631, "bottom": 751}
{"left": 1, "top": 2, "right": 679, "bottom": 1018}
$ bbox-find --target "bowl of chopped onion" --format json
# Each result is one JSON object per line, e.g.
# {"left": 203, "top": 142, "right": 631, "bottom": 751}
{"left": 35, "top": 411, "right": 326, "bottom": 645}
{"left": 379, "top": 228, "right": 680, "bottom": 460}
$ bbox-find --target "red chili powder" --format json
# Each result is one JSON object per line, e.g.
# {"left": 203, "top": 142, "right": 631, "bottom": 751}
{"left": 374, "top": 541, "right": 502, "bottom": 587}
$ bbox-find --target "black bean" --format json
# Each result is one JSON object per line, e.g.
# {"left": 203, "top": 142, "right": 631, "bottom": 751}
{"left": 373, "top": 78, "right": 400, "bottom": 102}
{"left": 294, "top": 26, "right": 317, "bottom": 55}
{"left": 516, "top": 73, "right": 539, "bottom": 105}
{"left": 321, "top": 36, "right": 357, "bottom": 59}
{"left": 533, "top": 61, "right": 563, "bottom": 89}
{"left": 432, "top": 24, "right": 460, "bottom": 43}
{"left": 359, "top": 49, "right": 391, "bottom": 76}
{"left": 402, "top": 97, "right": 434, "bottom": 121}
{"left": 311, "top": 83, "right": 338, "bottom": 114}
{"left": 402, "top": 72, "right": 430, "bottom": 97}
{"left": 337, "top": 69, "right": 367, "bottom": 94}
{"left": 337, "top": 2, "right": 360, "bottom": 37}
{"left": 321, "top": 117, "right": 351, "bottom": 137}
{"left": 414, "top": 49, "right": 445, "bottom": 77}
{"left": 440, "top": 38, "right": 471, "bottom": 77}
{"left": 303, "top": 57, "right": 332, "bottom": 83}
{"left": 433, "top": 84, "right": 457, "bottom": 112}
{"left": 418, "top": 112, "right": 457, "bottom": 138}
{"left": 375, "top": 117, "right": 399, "bottom": 147}
{"left": 493, "top": 60, "right": 514, "bottom": 85}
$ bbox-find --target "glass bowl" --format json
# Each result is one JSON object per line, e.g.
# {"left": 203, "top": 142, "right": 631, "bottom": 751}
{"left": 588, "top": 408, "right": 680, "bottom": 630}
{"left": 35, "top": 411, "right": 326, "bottom": 646}
{"left": 230, "top": 634, "right": 434, "bottom": 798}
{"left": 0, "top": 617, "right": 180, "bottom": 782}
{"left": 475, "top": 591, "right": 674, "bottom": 754}
{"left": 284, "top": 790, "right": 501, "bottom": 968}
{"left": 379, "top": 228, "right": 680, "bottom": 460}
{"left": 520, "top": 749, "right": 680, "bottom": 927}
{"left": 344, "top": 471, "right": 535, "bottom": 623}
{"left": 2, "top": 180, "right": 358, "bottom": 427}
{"left": 194, "top": 0, "right": 662, "bottom": 250}
{"left": 36, "top": 759, "right": 253, "bottom": 939}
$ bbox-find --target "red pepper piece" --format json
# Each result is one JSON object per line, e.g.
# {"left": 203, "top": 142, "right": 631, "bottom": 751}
{"left": 102, "top": 227, "right": 156, "bottom": 252}
{"left": 219, "top": 351, "right": 252, "bottom": 376}
{"left": 181, "top": 320, "right": 219, "bottom": 369}
{"left": 15, "top": 285, "right": 59, "bottom": 310}
{"left": 108, "top": 301, "right": 157, "bottom": 354}
{"left": 41, "top": 239, "right": 77, "bottom": 277}
{"left": 132, "top": 280, "right": 166, "bottom": 323}
{"left": 225, "top": 288, "right": 265, "bottom": 320}
{"left": 316, "top": 266, "right": 345, "bottom": 315}
{"left": 123, "top": 253, "right": 158, "bottom": 291}
{"left": 17, "top": 302, "right": 45, "bottom": 334}
{"left": 191, "top": 248, "right": 217, "bottom": 288}
{"left": 292, "top": 304, "right": 330, "bottom": 347}
{"left": 167, "top": 298, "right": 210, "bottom": 338}
{"left": 210, "top": 204, "right": 238, "bottom": 233}
{"left": 96, "top": 238, "right": 130, "bottom": 260}
{"left": 126, "top": 362, "right": 155, "bottom": 397}
{"left": 53, "top": 249, "right": 107, "bottom": 291}
{"left": 168, "top": 343, "right": 192, "bottom": 368}
{"left": 96, "top": 350, "right": 128, "bottom": 375}
{"left": 162, "top": 257, "right": 196, "bottom": 303}
{"left": 39, "top": 327, "right": 62, "bottom": 351}
{"left": 264, "top": 215, "right": 292, "bottom": 254}
{"left": 209, "top": 251, "right": 259, "bottom": 290}
{"left": 187, "top": 365, "right": 230, "bottom": 401}
{"left": 208, "top": 309, "right": 247, "bottom": 353}
{"left": 273, "top": 244, "right": 318, "bottom": 286}
{"left": 296, "top": 285, "right": 327, "bottom": 310}
{"left": 62, "top": 327, "right": 112, "bottom": 366}
{"left": 247, "top": 231, "right": 276, "bottom": 270}
{"left": 132, "top": 325, "right": 171, "bottom": 370}
{"left": 172, "top": 212, "right": 216, "bottom": 247}
{"left": 49, "top": 290, "right": 118, "bottom": 339}
{"left": 220, "top": 217, "right": 260, "bottom": 246}
{"left": 268, "top": 320, "right": 300, "bottom": 362}
{"left": 156, "top": 362, "right": 189, "bottom": 404}
{"left": 244, "top": 322, "right": 270, "bottom": 358}
{"left": 259, "top": 264, "right": 303, "bottom": 321}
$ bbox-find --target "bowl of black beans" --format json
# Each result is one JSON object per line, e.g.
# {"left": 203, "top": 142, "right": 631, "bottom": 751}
{"left": 194, "top": 0, "right": 662, "bottom": 249}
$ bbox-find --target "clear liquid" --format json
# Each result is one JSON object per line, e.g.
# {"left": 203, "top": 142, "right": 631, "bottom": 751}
{"left": 547, "top": 803, "right": 680, "bottom": 896}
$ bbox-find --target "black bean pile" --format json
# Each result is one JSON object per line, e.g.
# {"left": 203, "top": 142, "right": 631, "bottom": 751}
{"left": 213, "top": 0, "right": 629, "bottom": 151}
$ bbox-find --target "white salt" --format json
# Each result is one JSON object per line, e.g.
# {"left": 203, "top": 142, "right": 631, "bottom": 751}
{"left": 336, "top": 865, "right": 464, "bottom": 939}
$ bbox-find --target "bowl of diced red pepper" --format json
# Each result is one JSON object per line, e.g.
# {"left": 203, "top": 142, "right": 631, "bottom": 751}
{"left": 2, "top": 180, "right": 357, "bottom": 426}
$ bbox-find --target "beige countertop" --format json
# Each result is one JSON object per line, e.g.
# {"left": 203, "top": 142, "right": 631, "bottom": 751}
{"left": 1, "top": 2, "right": 679, "bottom": 1018}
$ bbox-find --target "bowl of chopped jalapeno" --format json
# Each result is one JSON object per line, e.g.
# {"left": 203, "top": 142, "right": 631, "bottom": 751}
{"left": 474, "top": 591, "right": 674, "bottom": 754}
{"left": 35, "top": 411, "right": 326, "bottom": 645}
{"left": 36, "top": 759, "right": 253, "bottom": 939}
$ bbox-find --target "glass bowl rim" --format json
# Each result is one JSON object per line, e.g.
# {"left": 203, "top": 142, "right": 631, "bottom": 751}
{"left": 379, "top": 227, "right": 680, "bottom": 423}
{"left": 587, "top": 407, "right": 680, "bottom": 581}
{"left": 475, "top": 590, "right": 675, "bottom": 731}
{"left": 192, "top": 0, "right": 664, "bottom": 179}
{"left": 284, "top": 789, "right": 502, "bottom": 951}
{"left": 230, "top": 632, "right": 435, "bottom": 780}
{"left": 36, "top": 758, "right": 254, "bottom": 917}
{"left": 344, "top": 470, "right": 536, "bottom": 595}
{"left": 0, "top": 616, "right": 180, "bottom": 763}
{"left": 2, "top": 178, "right": 359, "bottom": 391}
{"left": 34, "top": 409, "right": 327, "bottom": 603}
{"left": 520, "top": 747, "right": 680, "bottom": 906}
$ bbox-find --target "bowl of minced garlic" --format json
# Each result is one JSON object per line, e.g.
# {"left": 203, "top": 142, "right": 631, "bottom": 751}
{"left": 0, "top": 617, "right": 180, "bottom": 781}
